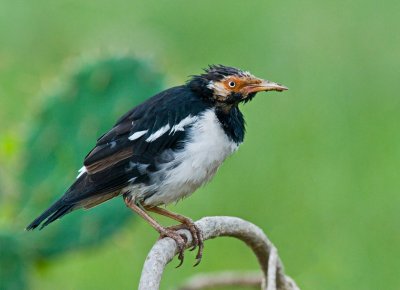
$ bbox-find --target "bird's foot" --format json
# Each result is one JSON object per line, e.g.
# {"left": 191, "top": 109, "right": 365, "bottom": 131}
{"left": 158, "top": 227, "right": 188, "bottom": 268}
{"left": 142, "top": 206, "right": 204, "bottom": 266}
{"left": 165, "top": 220, "right": 204, "bottom": 266}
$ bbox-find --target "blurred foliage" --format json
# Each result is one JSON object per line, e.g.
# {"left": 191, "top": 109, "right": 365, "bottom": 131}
{"left": 0, "top": 56, "right": 163, "bottom": 289}
{"left": 0, "top": 0, "right": 399, "bottom": 290}
{"left": 0, "top": 231, "right": 27, "bottom": 290}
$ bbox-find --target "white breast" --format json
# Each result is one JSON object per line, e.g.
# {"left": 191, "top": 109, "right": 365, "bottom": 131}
{"left": 140, "top": 108, "right": 239, "bottom": 206}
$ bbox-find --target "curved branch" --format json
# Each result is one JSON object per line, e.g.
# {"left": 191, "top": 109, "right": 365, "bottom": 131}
{"left": 138, "top": 216, "right": 299, "bottom": 290}
{"left": 178, "top": 271, "right": 262, "bottom": 290}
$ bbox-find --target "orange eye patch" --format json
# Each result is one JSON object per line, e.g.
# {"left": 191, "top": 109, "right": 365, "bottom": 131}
{"left": 222, "top": 77, "right": 255, "bottom": 93}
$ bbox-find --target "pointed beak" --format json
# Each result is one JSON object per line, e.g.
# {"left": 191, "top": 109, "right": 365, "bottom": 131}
{"left": 244, "top": 79, "right": 288, "bottom": 94}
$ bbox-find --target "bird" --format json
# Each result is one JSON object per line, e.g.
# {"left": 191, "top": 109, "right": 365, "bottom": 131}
{"left": 26, "top": 64, "right": 287, "bottom": 266}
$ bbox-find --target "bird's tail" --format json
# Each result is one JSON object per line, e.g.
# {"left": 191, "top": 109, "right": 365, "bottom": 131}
{"left": 26, "top": 198, "right": 75, "bottom": 231}
{"left": 26, "top": 169, "right": 126, "bottom": 230}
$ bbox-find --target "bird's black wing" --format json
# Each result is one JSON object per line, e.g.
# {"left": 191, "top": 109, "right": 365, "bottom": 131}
{"left": 27, "top": 86, "right": 210, "bottom": 230}
{"left": 74, "top": 85, "right": 210, "bottom": 201}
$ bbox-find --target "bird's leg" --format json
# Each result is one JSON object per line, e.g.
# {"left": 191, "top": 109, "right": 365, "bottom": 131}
{"left": 123, "top": 196, "right": 187, "bottom": 267}
{"left": 145, "top": 206, "right": 204, "bottom": 266}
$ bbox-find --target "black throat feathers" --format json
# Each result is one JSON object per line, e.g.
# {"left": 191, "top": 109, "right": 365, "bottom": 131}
{"left": 215, "top": 106, "right": 245, "bottom": 144}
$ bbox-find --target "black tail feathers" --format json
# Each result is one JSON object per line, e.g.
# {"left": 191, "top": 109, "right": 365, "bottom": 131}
{"left": 26, "top": 199, "right": 74, "bottom": 231}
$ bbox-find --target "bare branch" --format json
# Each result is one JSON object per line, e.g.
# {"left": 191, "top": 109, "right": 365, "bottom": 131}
{"left": 178, "top": 271, "right": 262, "bottom": 290}
{"left": 138, "top": 216, "right": 300, "bottom": 290}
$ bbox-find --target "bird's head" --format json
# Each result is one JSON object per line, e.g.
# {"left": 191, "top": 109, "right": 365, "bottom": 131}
{"left": 188, "top": 65, "right": 287, "bottom": 109}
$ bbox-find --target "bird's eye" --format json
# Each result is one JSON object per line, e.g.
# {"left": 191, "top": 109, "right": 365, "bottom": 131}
{"left": 228, "top": 81, "right": 236, "bottom": 88}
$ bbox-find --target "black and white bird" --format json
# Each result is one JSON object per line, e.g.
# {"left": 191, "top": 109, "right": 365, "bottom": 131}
{"left": 26, "top": 65, "right": 287, "bottom": 266}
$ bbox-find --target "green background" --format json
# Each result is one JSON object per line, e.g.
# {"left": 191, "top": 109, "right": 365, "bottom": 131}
{"left": 1, "top": 0, "right": 399, "bottom": 289}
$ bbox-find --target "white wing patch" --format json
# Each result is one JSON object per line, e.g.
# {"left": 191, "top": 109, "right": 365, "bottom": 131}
{"left": 146, "top": 124, "right": 171, "bottom": 142}
{"left": 128, "top": 130, "right": 148, "bottom": 141}
{"left": 131, "top": 116, "right": 197, "bottom": 143}
{"left": 170, "top": 115, "right": 198, "bottom": 134}
{"left": 76, "top": 166, "right": 87, "bottom": 179}
{"left": 128, "top": 177, "right": 137, "bottom": 183}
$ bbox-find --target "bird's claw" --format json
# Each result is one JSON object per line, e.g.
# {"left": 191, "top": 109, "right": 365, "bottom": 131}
{"left": 186, "top": 222, "right": 204, "bottom": 266}
{"left": 164, "top": 221, "right": 204, "bottom": 267}
{"left": 159, "top": 228, "right": 187, "bottom": 268}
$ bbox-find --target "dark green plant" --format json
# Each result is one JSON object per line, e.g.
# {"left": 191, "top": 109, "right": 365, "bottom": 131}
{"left": 0, "top": 56, "right": 164, "bottom": 289}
